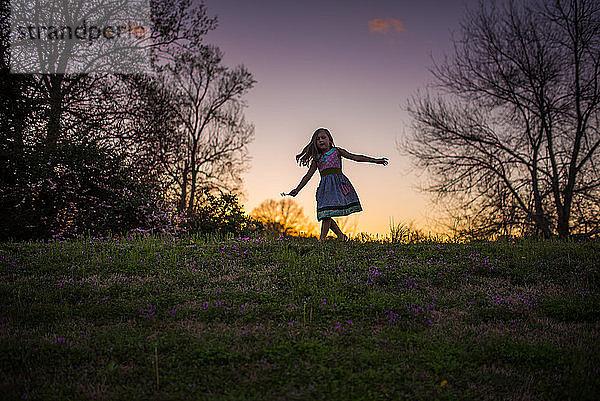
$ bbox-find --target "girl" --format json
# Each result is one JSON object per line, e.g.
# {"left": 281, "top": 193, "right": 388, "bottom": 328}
{"left": 288, "top": 127, "right": 388, "bottom": 241}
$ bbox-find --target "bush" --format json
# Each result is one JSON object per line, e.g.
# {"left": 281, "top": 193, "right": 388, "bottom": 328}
{"left": 183, "top": 193, "right": 263, "bottom": 236}
{"left": 0, "top": 141, "right": 167, "bottom": 240}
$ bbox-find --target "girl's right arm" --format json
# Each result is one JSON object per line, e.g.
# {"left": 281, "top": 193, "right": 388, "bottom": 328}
{"left": 289, "top": 160, "right": 317, "bottom": 196}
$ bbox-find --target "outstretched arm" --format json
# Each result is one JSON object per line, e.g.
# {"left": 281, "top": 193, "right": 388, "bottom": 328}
{"left": 338, "top": 148, "right": 388, "bottom": 165}
{"left": 289, "top": 160, "right": 317, "bottom": 196}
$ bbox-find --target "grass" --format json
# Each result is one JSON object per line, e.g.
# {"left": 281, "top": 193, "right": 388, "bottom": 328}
{"left": 0, "top": 233, "right": 599, "bottom": 400}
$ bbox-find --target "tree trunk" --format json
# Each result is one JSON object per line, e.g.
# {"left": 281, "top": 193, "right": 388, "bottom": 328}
{"left": 557, "top": 205, "right": 571, "bottom": 239}
{"left": 45, "top": 74, "right": 65, "bottom": 155}
{"left": 178, "top": 161, "right": 189, "bottom": 213}
{"left": 531, "top": 145, "right": 552, "bottom": 238}
{"left": 188, "top": 153, "right": 197, "bottom": 212}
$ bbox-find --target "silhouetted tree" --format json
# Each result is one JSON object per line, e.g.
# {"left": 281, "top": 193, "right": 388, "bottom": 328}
{"left": 153, "top": 45, "right": 255, "bottom": 213}
{"left": 250, "top": 198, "right": 315, "bottom": 236}
{"left": 405, "top": 0, "right": 600, "bottom": 239}
{"left": 8, "top": 0, "right": 217, "bottom": 155}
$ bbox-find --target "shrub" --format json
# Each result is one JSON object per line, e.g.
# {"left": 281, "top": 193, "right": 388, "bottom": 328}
{"left": 183, "top": 193, "right": 262, "bottom": 236}
{"left": 0, "top": 141, "right": 166, "bottom": 240}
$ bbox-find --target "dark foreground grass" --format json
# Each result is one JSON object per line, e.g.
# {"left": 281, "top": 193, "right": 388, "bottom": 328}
{"left": 0, "top": 234, "right": 599, "bottom": 400}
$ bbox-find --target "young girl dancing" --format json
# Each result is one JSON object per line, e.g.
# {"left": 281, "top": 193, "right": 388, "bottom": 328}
{"left": 287, "top": 127, "right": 388, "bottom": 241}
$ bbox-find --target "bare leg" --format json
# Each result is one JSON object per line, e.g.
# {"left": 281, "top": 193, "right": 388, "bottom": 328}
{"left": 329, "top": 219, "right": 347, "bottom": 240}
{"left": 319, "top": 218, "right": 332, "bottom": 241}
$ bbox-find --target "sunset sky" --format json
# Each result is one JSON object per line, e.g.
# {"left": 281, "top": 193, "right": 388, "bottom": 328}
{"left": 202, "top": 0, "right": 483, "bottom": 236}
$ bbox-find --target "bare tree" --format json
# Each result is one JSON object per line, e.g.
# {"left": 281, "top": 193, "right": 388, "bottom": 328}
{"left": 154, "top": 46, "right": 255, "bottom": 213}
{"left": 404, "top": 0, "right": 600, "bottom": 239}
{"left": 250, "top": 198, "right": 316, "bottom": 236}
{"left": 8, "top": 0, "right": 215, "bottom": 151}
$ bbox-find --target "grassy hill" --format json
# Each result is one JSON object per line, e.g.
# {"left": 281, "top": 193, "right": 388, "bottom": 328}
{"left": 1, "top": 234, "right": 599, "bottom": 400}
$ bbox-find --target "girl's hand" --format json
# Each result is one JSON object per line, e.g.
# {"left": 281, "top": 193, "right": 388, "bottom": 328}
{"left": 289, "top": 188, "right": 299, "bottom": 197}
{"left": 379, "top": 158, "right": 388, "bottom": 166}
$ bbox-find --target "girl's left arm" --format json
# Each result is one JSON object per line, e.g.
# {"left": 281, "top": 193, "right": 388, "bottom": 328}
{"left": 338, "top": 148, "right": 388, "bottom": 165}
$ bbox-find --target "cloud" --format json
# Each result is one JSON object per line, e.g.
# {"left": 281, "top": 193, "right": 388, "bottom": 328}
{"left": 368, "top": 18, "right": 405, "bottom": 34}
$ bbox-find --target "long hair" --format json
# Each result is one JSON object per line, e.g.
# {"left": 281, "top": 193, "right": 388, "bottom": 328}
{"left": 295, "top": 128, "right": 334, "bottom": 167}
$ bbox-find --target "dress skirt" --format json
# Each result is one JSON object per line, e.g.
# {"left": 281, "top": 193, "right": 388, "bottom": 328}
{"left": 316, "top": 172, "right": 362, "bottom": 221}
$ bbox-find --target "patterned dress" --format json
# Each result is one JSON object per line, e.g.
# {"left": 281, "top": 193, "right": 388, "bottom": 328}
{"left": 315, "top": 147, "right": 362, "bottom": 221}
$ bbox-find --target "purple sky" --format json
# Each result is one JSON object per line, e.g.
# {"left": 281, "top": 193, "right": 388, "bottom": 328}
{"left": 201, "top": 0, "right": 482, "bottom": 236}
